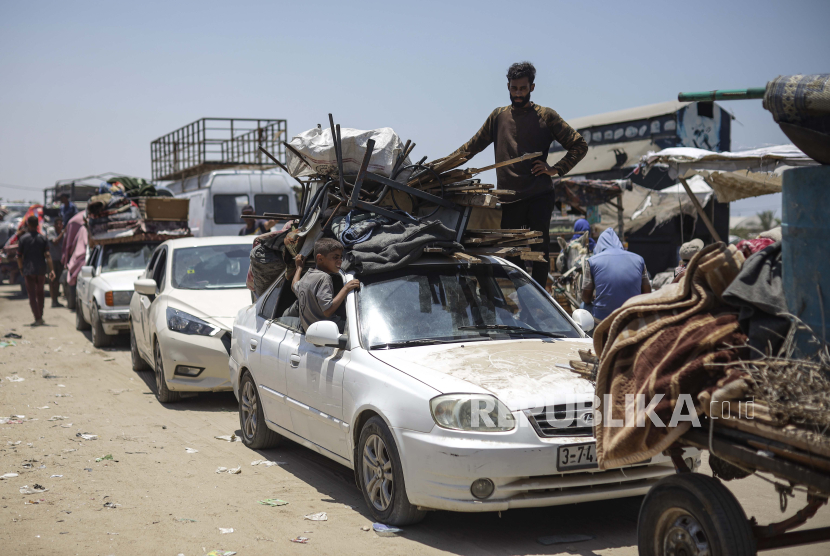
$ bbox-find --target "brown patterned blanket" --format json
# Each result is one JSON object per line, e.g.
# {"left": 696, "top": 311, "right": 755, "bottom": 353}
{"left": 593, "top": 243, "right": 750, "bottom": 469}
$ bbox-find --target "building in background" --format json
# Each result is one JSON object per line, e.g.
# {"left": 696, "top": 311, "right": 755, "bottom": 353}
{"left": 548, "top": 100, "right": 732, "bottom": 276}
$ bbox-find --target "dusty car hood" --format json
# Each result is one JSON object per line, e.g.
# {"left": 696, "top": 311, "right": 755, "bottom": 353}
{"left": 369, "top": 339, "right": 596, "bottom": 411}
{"left": 97, "top": 269, "right": 145, "bottom": 291}
{"left": 167, "top": 288, "right": 251, "bottom": 330}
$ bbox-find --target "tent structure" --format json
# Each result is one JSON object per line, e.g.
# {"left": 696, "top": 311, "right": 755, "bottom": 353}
{"left": 638, "top": 145, "right": 818, "bottom": 242}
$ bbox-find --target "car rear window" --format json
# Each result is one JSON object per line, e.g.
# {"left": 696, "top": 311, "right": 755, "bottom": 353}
{"left": 171, "top": 244, "right": 251, "bottom": 290}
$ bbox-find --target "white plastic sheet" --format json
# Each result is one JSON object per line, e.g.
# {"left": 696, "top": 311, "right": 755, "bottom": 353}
{"left": 286, "top": 127, "right": 409, "bottom": 178}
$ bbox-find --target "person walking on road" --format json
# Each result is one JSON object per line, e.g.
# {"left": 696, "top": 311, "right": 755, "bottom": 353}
{"left": 16, "top": 215, "right": 56, "bottom": 326}
{"left": 581, "top": 228, "right": 651, "bottom": 321}
{"left": 450, "top": 61, "right": 588, "bottom": 287}
{"left": 46, "top": 216, "right": 65, "bottom": 307}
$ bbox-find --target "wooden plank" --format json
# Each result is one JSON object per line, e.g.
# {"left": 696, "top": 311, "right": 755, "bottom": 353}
{"left": 464, "top": 246, "right": 530, "bottom": 255}
{"left": 716, "top": 416, "right": 830, "bottom": 460}
{"left": 494, "top": 237, "right": 543, "bottom": 247}
{"left": 450, "top": 194, "right": 497, "bottom": 208}
{"left": 453, "top": 252, "right": 481, "bottom": 264}
{"left": 520, "top": 251, "right": 546, "bottom": 262}
{"left": 467, "top": 229, "right": 531, "bottom": 234}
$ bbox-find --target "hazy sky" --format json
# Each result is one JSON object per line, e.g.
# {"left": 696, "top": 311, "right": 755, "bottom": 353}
{"left": 2, "top": 0, "right": 827, "bottom": 218}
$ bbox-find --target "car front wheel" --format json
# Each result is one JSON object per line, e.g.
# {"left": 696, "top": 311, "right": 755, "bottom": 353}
{"left": 358, "top": 416, "right": 426, "bottom": 526}
{"left": 90, "top": 302, "right": 111, "bottom": 348}
{"left": 238, "top": 372, "right": 280, "bottom": 449}
{"left": 154, "top": 340, "right": 180, "bottom": 403}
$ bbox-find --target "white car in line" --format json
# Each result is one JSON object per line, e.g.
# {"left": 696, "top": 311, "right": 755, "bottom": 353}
{"left": 230, "top": 255, "right": 699, "bottom": 525}
{"left": 75, "top": 241, "right": 159, "bottom": 347}
{"left": 129, "top": 236, "right": 253, "bottom": 403}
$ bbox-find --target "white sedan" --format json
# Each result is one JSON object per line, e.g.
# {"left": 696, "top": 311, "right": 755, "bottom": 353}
{"left": 75, "top": 241, "right": 158, "bottom": 347}
{"left": 130, "top": 236, "right": 253, "bottom": 403}
{"left": 230, "top": 255, "right": 698, "bottom": 525}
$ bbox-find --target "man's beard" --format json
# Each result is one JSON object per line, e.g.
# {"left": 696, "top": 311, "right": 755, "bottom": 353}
{"left": 510, "top": 92, "right": 530, "bottom": 108}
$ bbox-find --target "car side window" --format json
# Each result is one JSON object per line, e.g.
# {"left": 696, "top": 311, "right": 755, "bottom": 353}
{"left": 145, "top": 248, "right": 162, "bottom": 278}
{"left": 258, "top": 277, "right": 283, "bottom": 320}
{"left": 86, "top": 246, "right": 99, "bottom": 267}
{"left": 152, "top": 249, "right": 167, "bottom": 293}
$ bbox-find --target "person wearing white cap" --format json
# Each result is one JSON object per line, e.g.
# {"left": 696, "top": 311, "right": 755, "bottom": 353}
{"left": 673, "top": 238, "right": 704, "bottom": 283}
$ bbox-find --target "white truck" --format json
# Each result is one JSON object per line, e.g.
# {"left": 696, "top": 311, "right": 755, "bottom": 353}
{"left": 163, "top": 169, "right": 298, "bottom": 237}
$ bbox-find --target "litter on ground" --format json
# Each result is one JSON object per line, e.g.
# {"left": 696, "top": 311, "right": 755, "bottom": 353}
{"left": 214, "top": 434, "right": 241, "bottom": 442}
{"left": 373, "top": 523, "right": 403, "bottom": 537}
{"left": 304, "top": 512, "right": 327, "bottom": 521}
{"left": 185, "top": 447, "right": 199, "bottom": 453}
{"left": 76, "top": 433, "right": 98, "bottom": 440}
{"left": 258, "top": 499, "right": 289, "bottom": 507}
{"left": 95, "top": 454, "right": 113, "bottom": 462}
{"left": 216, "top": 466, "right": 242, "bottom": 474}
{"left": 219, "top": 527, "right": 234, "bottom": 534}
{"left": 251, "top": 460, "right": 286, "bottom": 467}
{"left": 1, "top": 473, "right": 19, "bottom": 480}
{"left": 290, "top": 537, "right": 310, "bottom": 544}
{"left": 6, "top": 376, "right": 24, "bottom": 382}
{"left": 206, "top": 551, "right": 237, "bottom": 556}
{"left": 20, "top": 485, "right": 48, "bottom": 495}
{"left": 47, "top": 416, "right": 69, "bottom": 421}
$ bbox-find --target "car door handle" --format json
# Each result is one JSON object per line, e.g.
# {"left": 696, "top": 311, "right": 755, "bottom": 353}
{"left": 249, "top": 339, "right": 258, "bottom": 351}
{"left": 289, "top": 354, "right": 301, "bottom": 367}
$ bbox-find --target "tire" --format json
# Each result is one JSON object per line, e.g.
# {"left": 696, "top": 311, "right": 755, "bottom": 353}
{"left": 238, "top": 372, "right": 280, "bottom": 449}
{"left": 75, "top": 293, "right": 91, "bottom": 331}
{"left": 90, "top": 302, "right": 112, "bottom": 348}
{"left": 357, "top": 416, "right": 426, "bottom": 526}
{"left": 130, "top": 322, "right": 151, "bottom": 372}
{"left": 153, "top": 339, "right": 180, "bottom": 403}
{"left": 638, "top": 473, "right": 755, "bottom": 556}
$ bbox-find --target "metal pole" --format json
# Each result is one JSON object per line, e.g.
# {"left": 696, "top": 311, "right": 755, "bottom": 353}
{"left": 616, "top": 193, "right": 624, "bottom": 239}
{"left": 679, "top": 177, "right": 722, "bottom": 243}
{"left": 678, "top": 88, "right": 766, "bottom": 102}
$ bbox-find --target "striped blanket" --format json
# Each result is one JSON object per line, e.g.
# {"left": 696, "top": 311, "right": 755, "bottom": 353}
{"left": 593, "top": 243, "right": 749, "bottom": 469}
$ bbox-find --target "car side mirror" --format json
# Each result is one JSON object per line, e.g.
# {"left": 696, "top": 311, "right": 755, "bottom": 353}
{"left": 572, "top": 308, "right": 595, "bottom": 332}
{"left": 134, "top": 278, "right": 157, "bottom": 296}
{"left": 80, "top": 265, "right": 93, "bottom": 278}
{"left": 306, "top": 320, "right": 347, "bottom": 349}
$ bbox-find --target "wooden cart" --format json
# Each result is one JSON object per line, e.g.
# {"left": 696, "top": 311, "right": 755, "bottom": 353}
{"left": 637, "top": 417, "right": 830, "bottom": 555}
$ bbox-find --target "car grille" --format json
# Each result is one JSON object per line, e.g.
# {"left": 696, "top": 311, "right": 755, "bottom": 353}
{"left": 220, "top": 332, "right": 231, "bottom": 356}
{"left": 524, "top": 402, "right": 594, "bottom": 438}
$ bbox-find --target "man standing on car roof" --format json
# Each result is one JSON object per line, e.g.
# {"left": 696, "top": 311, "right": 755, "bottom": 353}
{"left": 450, "top": 61, "right": 588, "bottom": 287}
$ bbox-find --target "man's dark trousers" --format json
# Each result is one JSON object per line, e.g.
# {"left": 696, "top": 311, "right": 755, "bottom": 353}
{"left": 25, "top": 275, "right": 46, "bottom": 321}
{"left": 500, "top": 191, "right": 554, "bottom": 287}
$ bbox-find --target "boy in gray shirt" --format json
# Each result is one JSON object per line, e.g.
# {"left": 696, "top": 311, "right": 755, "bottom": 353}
{"left": 292, "top": 238, "right": 360, "bottom": 332}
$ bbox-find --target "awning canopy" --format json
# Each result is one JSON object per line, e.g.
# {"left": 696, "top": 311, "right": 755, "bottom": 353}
{"left": 639, "top": 145, "right": 818, "bottom": 202}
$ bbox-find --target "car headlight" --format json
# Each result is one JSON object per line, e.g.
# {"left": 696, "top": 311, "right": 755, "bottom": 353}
{"left": 166, "top": 307, "right": 220, "bottom": 336}
{"left": 430, "top": 394, "right": 516, "bottom": 432}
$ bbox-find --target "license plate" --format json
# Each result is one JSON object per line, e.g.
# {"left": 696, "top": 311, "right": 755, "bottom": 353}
{"left": 557, "top": 442, "right": 598, "bottom": 471}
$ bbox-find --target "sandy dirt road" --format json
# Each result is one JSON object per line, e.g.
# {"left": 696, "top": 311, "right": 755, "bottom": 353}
{"left": 1, "top": 283, "right": 829, "bottom": 556}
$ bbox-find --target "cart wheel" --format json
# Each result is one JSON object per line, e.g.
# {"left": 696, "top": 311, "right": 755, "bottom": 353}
{"left": 638, "top": 473, "right": 755, "bottom": 556}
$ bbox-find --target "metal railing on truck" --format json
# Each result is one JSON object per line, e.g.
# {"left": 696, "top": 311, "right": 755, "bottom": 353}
{"left": 150, "top": 118, "right": 287, "bottom": 182}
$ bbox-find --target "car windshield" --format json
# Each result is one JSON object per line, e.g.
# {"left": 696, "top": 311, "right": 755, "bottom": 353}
{"left": 171, "top": 244, "right": 251, "bottom": 290}
{"left": 100, "top": 244, "right": 156, "bottom": 273}
{"left": 357, "top": 263, "right": 580, "bottom": 349}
